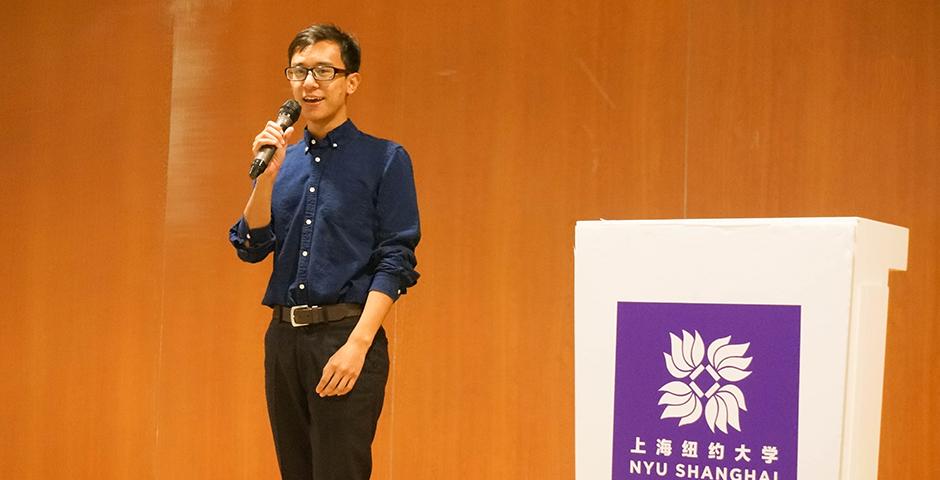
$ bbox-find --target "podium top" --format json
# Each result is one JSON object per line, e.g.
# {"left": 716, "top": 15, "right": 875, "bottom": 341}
{"left": 576, "top": 216, "right": 908, "bottom": 273}
{"left": 576, "top": 216, "right": 902, "bottom": 230}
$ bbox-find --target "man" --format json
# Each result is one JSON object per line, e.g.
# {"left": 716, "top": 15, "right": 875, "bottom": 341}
{"left": 229, "top": 23, "right": 420, "bottom": 480}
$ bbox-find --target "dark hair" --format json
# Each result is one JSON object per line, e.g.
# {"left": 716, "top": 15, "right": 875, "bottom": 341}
{"left": 288, "top": 24, "right": 361, "bottom": 73}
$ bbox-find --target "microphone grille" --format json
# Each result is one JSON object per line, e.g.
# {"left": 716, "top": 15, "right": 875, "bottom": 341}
{"left": 279, "top": 99, "right": 302, "bottom": 123}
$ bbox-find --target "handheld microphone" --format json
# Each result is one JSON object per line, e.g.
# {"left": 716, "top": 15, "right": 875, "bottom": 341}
{"left": 248, "top": 99, "right": 302, "bottom": 179}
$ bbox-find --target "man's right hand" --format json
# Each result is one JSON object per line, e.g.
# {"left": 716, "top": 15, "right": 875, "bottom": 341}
{"left": 251, "top": 121, "right": 295, "bottom": 184}
{"left": 243, "top": 122, "right": 295, "bottom": 230}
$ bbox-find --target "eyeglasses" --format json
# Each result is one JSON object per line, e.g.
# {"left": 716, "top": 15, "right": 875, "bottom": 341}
{"left": 284, "top": 65, "right": 349, "bottom": 82}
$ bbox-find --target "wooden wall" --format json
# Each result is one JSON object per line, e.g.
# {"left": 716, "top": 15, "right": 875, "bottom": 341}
{"left": 0, "top": 0, "right": 936, "bottom": 478}
{"left": 0, "top": 0, "right": 173, "bottom": 478}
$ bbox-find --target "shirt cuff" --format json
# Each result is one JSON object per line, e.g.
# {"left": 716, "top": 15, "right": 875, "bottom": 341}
{"left": 238, "top": 218, "right": 274, "bottom": 246}
{"left": 370, "top": 272, "right": 403, "bottom": 301}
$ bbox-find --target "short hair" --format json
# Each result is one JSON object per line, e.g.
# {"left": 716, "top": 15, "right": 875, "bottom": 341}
{"left": 287, "top": 24, "right": 361, "bottom": 73}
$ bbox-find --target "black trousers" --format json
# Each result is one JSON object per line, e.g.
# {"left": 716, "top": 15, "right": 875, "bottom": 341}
{"left": 264, "top": 314, "right": 389, "bottom": 480}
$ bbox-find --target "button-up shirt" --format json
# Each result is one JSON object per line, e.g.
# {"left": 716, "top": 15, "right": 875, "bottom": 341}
{"left": 229, "top": 119, "right": 420, "bottom": 307}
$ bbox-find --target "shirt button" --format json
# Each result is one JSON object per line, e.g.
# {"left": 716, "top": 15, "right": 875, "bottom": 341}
{"left": 309, "top": 187, "right": 315, "bottom": 193}
{"left": 314, "top": 156, "right": 321, "bottom": 163}
{"left": 332, "top": 143, "right": 338, "bottom": 148}
{"left": 299, "top": 284, "right": 305, "bottom": 290}
{"left": 302, "top": 250, "right": 308, "bottom": 256}
{"left": 305, "top": 219, "right": 312, "bottom": 225}
{"left": 310, "top": 139, "right": 316, "bottom": 145}
{"left": 246, "top": 233, "right": 251, "bottom": 239}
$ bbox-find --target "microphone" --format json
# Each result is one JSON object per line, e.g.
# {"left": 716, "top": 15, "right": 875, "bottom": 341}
{"left": 248, "top": 99, "right": 302, "bottom": 179}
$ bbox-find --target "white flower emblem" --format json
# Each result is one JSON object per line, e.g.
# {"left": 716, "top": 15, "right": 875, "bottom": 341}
{"left": 658, "top": 330, "right": 752, "bottom": 433}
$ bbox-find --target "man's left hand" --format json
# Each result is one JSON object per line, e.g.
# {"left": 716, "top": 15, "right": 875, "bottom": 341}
{"left": 316, "top": 340, "right": 369, "bottom": 397}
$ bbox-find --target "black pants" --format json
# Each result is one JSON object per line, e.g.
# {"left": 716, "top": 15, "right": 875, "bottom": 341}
{"left": 264, "top": 315, "right": 389, "bottom": 480}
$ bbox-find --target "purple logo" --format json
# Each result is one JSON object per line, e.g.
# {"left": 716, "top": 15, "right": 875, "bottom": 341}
{"left": 659, "top": 330, "right": 751, "bottom": 434}
{"left": 612, "top": 302, "right": 800, "bottom": 479}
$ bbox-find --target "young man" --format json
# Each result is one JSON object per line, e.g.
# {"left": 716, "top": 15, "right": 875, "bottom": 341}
{"left": 229, "top": 24, "right": 420, "bottom": 480}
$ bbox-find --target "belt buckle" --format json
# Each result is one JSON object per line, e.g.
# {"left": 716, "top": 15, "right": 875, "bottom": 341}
{"left": 289, "top": 305, "right": 319, "bottom": 327}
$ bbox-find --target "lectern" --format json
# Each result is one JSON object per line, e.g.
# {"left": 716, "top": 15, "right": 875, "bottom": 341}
{"left": 574, "top": 218, "right": 908, "bottom": 479}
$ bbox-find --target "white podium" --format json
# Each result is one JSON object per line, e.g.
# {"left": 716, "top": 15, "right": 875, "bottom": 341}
{"left": 574, "top": 218, "right": 908, "bottom": 480}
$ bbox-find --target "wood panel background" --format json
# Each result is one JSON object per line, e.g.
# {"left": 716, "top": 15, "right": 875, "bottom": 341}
{"left": 0, "top": 0, "right": 936, "bottom": 478}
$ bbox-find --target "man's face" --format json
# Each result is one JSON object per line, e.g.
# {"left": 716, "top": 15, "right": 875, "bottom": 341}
{"left": 288, "top": 41, "right": 360, "bottom": 132}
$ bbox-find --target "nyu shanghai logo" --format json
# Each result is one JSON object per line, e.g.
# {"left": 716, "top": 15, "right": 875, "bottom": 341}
{"left": 612, "top": 302, "right": 800, "bottom": 480}
{"left": 659, "top": 331, "right": 751, "bottom": 434}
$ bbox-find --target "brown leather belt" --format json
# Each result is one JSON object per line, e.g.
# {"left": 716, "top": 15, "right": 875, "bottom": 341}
{"left": 272, "top": 303, "right": 363, "bottom": 327}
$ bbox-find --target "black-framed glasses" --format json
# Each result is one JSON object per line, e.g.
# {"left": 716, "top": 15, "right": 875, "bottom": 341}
{"left": 284, "top": 65, "right": 349, "bottom": 82}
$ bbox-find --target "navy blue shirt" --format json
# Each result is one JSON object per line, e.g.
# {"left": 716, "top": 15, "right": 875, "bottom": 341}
{"left": 229, "top": 119, "right": 420, "bottom": 307}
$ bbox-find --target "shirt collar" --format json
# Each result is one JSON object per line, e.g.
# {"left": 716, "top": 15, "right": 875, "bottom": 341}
{"left": 304, "top": 119, "right": 358, "bottom": 149}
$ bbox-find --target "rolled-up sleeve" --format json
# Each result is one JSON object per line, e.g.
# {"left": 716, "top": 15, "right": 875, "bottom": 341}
{"left": 229, "top": 217, "right": 276, "bottom": 263}
{"left": 369, "top": 146, "right": 420, "bottom": 301}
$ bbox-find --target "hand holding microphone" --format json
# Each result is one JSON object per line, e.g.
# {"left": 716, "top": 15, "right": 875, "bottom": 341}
{"left": 248, "top": 99, "right": 302, "bottom": 180}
